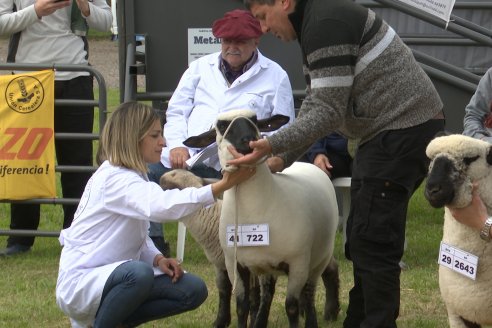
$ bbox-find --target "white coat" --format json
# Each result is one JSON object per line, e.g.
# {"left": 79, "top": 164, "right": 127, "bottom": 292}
{"left": 162, "top": 50, "right": 295, "bottom": 171}
{"left": 56, "top": 161, "right": 215, "bottom": 327}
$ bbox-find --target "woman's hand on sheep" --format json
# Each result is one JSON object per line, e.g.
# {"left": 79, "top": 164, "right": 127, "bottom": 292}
{"left": 155, "top": 256, "right": 184, "bottom": 283}
{"left": 211, "top": 166, "right": 256, "bottom": 197}
{"left": 227, "top": 138, "right": 272, "bottom": 166}
{"left": 449, "top": 183, "right": 488, "bottom": 231}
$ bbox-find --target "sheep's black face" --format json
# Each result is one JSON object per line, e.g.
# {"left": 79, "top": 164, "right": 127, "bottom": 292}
{"left": 217, "top": 117, "right": 259, "bottom": 155}
{"left": 424, "top": 156, "right": 459, "bottom": 208}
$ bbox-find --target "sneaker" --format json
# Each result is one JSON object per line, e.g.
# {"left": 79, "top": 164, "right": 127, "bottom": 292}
{"left": 150, "top": 236, "right": 171, "bottom": 258}
{"left": 0, "top": 244, "right": 31, "bottom": 257}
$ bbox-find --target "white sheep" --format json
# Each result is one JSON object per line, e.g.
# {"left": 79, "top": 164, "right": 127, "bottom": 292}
{"left": 160, "top": 169, "right": 263, "bottom": 328}
{"left": 160, "top": 169, "right": 340, "bottom": 327}
{"left": 183, "top": 109, "right": 340, "bottom": 328}
{"left": 424, "top": 134, "right": 492, "bottom": 328}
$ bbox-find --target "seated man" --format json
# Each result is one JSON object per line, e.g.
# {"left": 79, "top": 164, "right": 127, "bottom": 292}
{"left": 300, "top": 132, "right": 353, "bottom": 179}
{"left": 147, "top": 9, "right": 296, "bottom": 255}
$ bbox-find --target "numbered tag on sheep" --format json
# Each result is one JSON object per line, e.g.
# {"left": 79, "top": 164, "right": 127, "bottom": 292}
{"left": 438, "top": 241, "right": 477, "bottom": 280}
{"left": 226, "top": 223, "right": 270, "bottom": 246}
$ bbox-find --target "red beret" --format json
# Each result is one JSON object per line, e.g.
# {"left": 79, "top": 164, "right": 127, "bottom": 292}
{"left": 212, "top": 9, "right": 262, "bottom": 40}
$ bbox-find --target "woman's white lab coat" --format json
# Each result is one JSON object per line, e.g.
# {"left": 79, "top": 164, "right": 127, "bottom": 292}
{"left": 56, "top": 161, "right": 215, "bottom": 327}
{"left": 162, "top": 50, "right": 296, "bottom": 170}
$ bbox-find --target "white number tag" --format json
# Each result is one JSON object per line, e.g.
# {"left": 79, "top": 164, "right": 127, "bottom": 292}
{"left": 226, "top": 224, "right": 269, "bottom": 247}
{"left": 438, "top": 241, "right": 478, "bottom": 280}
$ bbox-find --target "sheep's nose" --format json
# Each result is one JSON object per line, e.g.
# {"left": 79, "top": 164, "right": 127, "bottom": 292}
{"left": 424, "top": 182, "right": 442, "bottom": 199}
{"left": 424, "top": 180, "right": 454, "bottom": 208}
{"left": 241, "top": 135, "right": 256, "bottom": 144}
{"left": 234, "top": 136, "right": 257, "bottom": 155}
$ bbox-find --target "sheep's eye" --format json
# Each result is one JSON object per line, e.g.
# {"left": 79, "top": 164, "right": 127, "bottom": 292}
{"left": 463, "top": 155, "right": 479, "bottom": 166}
{"left": 216, "top": 120, "right": 230, "bottom": 135}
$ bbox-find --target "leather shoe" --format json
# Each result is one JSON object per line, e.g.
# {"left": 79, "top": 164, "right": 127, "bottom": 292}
{"left": 0, "top": 244, "right": 31, "bottom": 256}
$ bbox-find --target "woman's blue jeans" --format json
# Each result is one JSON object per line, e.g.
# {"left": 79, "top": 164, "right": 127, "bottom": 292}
{"left": 94, "top": 261, "right": 208, "bottom": 327}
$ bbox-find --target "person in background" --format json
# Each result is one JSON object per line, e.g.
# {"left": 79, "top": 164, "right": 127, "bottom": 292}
{"left": 300, "top": 132, "right": 352, "bottom": 179}
{"left": 56, "top": 101, "right": 255, "bottom": 327}
{"left": 463, "top": 67, "right": 492, "bottom": 143}
{"left": 0, "top": 0, "right": 112, "bottom": 256}
{"left": 450, "top": 69, "right": 492, "bottom": 245}
{"left": 231, "top": 0, "right": 445, "bottom": 326}
{"left": 147, "top": 9, "right": 295, "bottom": 256}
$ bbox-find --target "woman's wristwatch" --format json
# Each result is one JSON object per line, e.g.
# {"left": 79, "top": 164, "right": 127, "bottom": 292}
{"left": 480, "top": 217, "right": 492, "bottom": 242}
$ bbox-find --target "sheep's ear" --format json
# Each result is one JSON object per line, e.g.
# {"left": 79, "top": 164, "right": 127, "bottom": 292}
{"left": 183, "top": 130, "right": 217, "bottom": 148}
{"left": 487, "top": 145, "right": 492, "bottom": 165}
{"left": 257, "top": 114, "right": 290, "bottom": 132}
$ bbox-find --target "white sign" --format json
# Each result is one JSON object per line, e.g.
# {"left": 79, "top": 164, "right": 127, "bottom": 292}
{"left": 397, "top": 0, "right": 456, "bottom": 23}
{"left": 187, "top": 28, "right": 222, "bottom": 65}
{"left": 438, "top": 241, "right": 478, "bottom": 280}
{"left": 226, "top": 224, "right": 270, "bottom": 247}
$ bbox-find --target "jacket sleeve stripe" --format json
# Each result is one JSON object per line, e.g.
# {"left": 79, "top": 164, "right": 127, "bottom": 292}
{"left": 309, "top": 54, "right": 357, "bottom": 71}
{"left": 311, "top": 75, "right": 353, "bottom": 89}
{"left": 360, "top": 16, "right": 382, "bottom": 46}
{"left": 355, "top": 27, "right": 396, "bottom": 76}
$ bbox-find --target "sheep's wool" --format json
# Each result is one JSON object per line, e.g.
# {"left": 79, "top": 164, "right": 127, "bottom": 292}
{"left": 217, "top": 109, "right": 256, "bottom": 121}
{"left": 426, "top": 134, "right": 490, "bottom": 159}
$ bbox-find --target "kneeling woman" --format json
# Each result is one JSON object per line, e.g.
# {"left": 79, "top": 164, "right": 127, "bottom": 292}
{"left": 56, "top": 101, "right": 255, "bottom": 327}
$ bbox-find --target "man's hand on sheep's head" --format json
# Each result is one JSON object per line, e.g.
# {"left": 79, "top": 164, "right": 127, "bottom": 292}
{"left": 227, "top": 138, "right": 272, "bottom": 167}
{"left": 449, "top": 183, "right": 488, "bottom": 231}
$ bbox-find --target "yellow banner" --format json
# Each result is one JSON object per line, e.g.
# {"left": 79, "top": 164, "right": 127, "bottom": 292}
{"left": 0, "top": 70, "right": 56, "bottom": 200}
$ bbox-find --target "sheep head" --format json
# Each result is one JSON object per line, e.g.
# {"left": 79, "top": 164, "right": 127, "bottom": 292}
{"left": 160, "top": 169, "right": 219, "bottom": 191}
{"left": 424, "top": 134, "right": 492, "bottom": 209}
{"left": 183, "top": 109, "right": 290, "bottom": 172}
{"left": 160, "top": 169, "right": 205, "bottom": 190}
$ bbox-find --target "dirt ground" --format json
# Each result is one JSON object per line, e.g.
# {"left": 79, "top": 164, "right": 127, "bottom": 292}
{"left": 0, "top": 37, "right": 123, "bottom": 90}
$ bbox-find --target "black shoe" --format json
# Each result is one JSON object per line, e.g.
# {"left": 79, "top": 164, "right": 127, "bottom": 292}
{"left": 150, "top": 236, "right": 171, "bottom": 257}
{"left": 0, "top": 244, "right": 31, "bottom": 257}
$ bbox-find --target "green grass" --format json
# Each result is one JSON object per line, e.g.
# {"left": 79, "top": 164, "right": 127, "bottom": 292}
{"left": 88, "top": 29, "right": 113, "bottom": 40}
{"left": 0, "top": 85, "right": 450, "bottom": 327}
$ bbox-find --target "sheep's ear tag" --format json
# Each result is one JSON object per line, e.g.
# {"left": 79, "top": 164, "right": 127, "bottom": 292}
{"left": 257, "top": 115, "right": 290, "bottom": 132}
{"left": 183, "top": 130, "right": 217, "bottom": 148}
